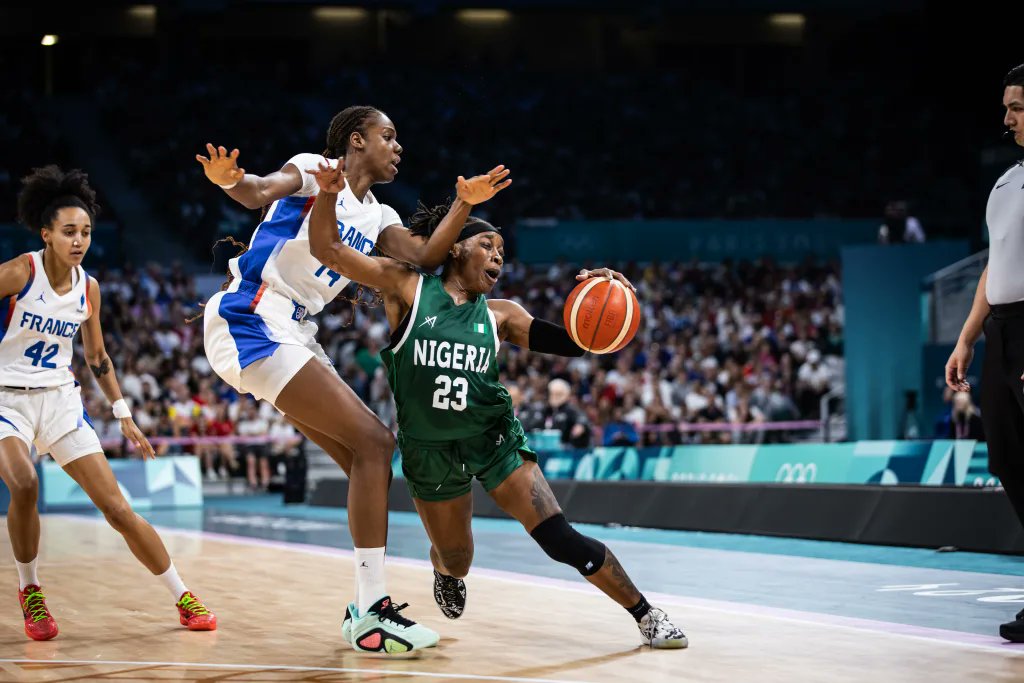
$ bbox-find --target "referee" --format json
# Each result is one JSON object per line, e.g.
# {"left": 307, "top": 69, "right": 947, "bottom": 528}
{"left": 946, "top": 62, "right": 1024, "bottom": 643}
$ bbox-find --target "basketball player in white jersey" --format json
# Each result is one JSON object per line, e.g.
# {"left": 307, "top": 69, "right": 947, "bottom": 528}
{"left": 0, "top": 166, "right": 216, "bottom": 641}
{"left": 195, "top": 105, "right": 511, "bottom": 652}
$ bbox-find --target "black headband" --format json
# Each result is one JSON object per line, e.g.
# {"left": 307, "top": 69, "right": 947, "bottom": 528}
{"left": 457, "top": 222, "right": 500, "bottom": 242}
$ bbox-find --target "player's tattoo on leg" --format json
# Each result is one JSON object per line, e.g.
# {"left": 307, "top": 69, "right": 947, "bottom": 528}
{"left": 529, "top": 466, "right": 561, "bottom": 520}
{"left": 602, "top": 548, "right": 639, "bottom": 595}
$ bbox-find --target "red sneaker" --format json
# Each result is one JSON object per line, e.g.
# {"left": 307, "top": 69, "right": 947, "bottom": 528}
{"left": 176, "top": 591, "right": 216, "bottom": 631}
{"left": 19, "top": 584, "right": 58, "bottom": 641}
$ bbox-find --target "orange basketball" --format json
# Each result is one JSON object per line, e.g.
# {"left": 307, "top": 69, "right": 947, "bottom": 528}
{"left": 563, "top": 277, "right": 641, "bottom": 354}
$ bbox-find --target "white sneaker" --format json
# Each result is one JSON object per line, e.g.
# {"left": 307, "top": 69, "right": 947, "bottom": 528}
{"left": 638, "top": 607, "right": 688, "bottom": 649}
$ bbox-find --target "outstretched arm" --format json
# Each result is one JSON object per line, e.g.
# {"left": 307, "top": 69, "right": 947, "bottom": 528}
{"left": 80, "top": 278, "right": 156, "bottom": 459}
{"left": 488, "top": 299, "right": 584, "bottom": 357}
{"left": 195, "top": 144, "right": 305, "bottom": 210}
{"left": 306, "top": 160, "right": 417, "bottom": 300}
{"left": 376, "top": 165, "right": 512, "bottom": 269}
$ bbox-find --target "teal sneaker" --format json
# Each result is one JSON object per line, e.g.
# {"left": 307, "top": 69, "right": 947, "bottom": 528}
{"left": 349, "top": 596, "right": 439, "bottom": 653}
{"left": 342, "top": 602, "right": 355, "bottom": 642}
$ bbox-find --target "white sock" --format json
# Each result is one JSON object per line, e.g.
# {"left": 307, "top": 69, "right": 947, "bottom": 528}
{"left": 16, "top": 559, "right": 39, "bottom": 590}
{"left": 157, "top": 563, "right": 189, "bottom": 600}
{"left": 354, "top": 547, "right": 387, "bottom": 614}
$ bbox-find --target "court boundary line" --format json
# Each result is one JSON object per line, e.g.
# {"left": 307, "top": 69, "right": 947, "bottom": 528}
{"left": 52, "top": 513, "right": 1024, "bottom": 655}
{"left": 0, "top": 657, "right": 593, "bottom": 682}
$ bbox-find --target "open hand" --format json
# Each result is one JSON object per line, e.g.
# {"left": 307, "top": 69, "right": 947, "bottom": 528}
{"left": 456, "top": 165, "right": 512, "bottom": 205}
{"left": 195, "top": 144, "right": 245, "bottom": 187}
{"left": 308, "top": 159, "right": 347, "bottom": 194}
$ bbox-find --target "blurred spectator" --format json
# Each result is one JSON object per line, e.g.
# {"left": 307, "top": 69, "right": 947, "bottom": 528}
{"left": 508, "top": 382, "right": 546, "bottom": 433}
{"left": 544, "top": 378, "right": 592, "bottom": 448}
{"left": 796, "top": 349, "right": 833, "bottom": 418}
{"left": 728, "top": 391, "right": 766, "bottom": 444}
{"left": 199, "top": 404, "right": 238, "bottom": 480}
{"left": 236, "top": 400, "right": 273, "bottom": 492}
{"left": 603, "top": 406, "right": 640, "bottom": 446}
{"left": 878, "top": 200, "right": 926, "bottom": 244}
{"left": 944, "top": 391, "right": 986, "bottom": 441}
{"left": 269, "top": 416, "right": 301, "bottom": 459}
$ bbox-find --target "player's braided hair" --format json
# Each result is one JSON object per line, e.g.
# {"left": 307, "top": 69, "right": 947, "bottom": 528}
{"left": 17, "top": 165, "right": 100, "bottom": 232}
{"left": 323, "top": 106, "right": 382, "bottom": 158}
{"left": 184, "top": 237, "right": 250, "bottom": 324}
{"left": 407, "top": 200, "right": 451, "bottom": 239}
{"left": 407, "top": 199, "right": 491, "bottom": 240}
{"left": 407, "top": 199, "right": 498, "bottom": 278}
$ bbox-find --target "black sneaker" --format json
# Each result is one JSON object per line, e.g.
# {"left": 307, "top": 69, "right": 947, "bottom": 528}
{"left": 1000, "top": 608, "right": 1024, "bottom": 642}
{"left": 433, "top": 570, "right": 467, "bottom": 619}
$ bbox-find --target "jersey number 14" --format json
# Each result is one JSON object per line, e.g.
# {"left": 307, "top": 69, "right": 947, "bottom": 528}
{"left": 314, "top": 265, "right": 342, "bottom": 286}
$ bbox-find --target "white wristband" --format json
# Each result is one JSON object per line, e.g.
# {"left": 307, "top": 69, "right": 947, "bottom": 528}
{"left": 112, "top": 399, "right": 132, "bottom": 420}
{"left": 217, "top": 180, "right": 239, "bottom": 190}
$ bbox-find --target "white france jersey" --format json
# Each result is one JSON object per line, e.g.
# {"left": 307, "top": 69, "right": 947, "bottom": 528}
{"left": 0, "top": 251, "right": 91, "bottom": 388}
{"left": 229, "top": 152, "right": 402, "bottom": 315}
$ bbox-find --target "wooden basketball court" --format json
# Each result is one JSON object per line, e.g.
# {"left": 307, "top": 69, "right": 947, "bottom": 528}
{"left": 1, "top": 514, "right": 1022, "bottom": 682}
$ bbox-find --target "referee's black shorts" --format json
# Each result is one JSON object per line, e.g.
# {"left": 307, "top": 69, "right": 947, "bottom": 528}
{"left": 982, "top": 301, "right": 1024, "bottom": 479}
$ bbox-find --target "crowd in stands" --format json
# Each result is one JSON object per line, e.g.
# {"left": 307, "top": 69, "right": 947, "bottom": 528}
{"left": 8, "top": 50, "right": 857, "bottom": 469}
{"left": 490, "top": 257, "right": 844, "bottom": 447}
{"left": 70, "top": 256, "right": 843, "bottom": 481}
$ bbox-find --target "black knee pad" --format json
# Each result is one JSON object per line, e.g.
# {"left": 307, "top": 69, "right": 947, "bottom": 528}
{"left": 530, "top": 513, "right": 606, "bottom": 576}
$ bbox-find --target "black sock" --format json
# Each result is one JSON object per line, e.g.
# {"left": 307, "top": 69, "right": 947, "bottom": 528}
{"left": 626, "top": 596, "right": 651, "bottom": 623}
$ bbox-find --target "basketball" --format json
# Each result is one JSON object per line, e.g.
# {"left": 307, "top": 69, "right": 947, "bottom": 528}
{"left": 563, "top": 277, "right": 641, "bottom": 354}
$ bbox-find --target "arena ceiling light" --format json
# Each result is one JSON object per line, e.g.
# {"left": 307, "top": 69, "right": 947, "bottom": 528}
{"left": 456, "top": 9, "right": 512, "bottom": 22}
{"left": 768, "top": 13, "right": 805, "bottom": 28}
{"left": 128, "top": 5, "right": 156, "bottom": 20}
{"left": 313, "top": 7, "right": 368, "bottom": 21}
{"left": 41, "top": 35, "right": 58, "bottom": 46}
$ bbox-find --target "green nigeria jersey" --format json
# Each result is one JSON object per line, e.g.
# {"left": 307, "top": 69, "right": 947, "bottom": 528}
{"left": 380, "top": 274, "right": 511, "bottom": 440}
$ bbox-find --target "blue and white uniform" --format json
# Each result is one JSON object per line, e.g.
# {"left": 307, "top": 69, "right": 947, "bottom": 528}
{"left": 0, "top": 250, "right": 103, "bottom": 466}
{"left": 204, "top": 153, "right": 402, "bottom": 403}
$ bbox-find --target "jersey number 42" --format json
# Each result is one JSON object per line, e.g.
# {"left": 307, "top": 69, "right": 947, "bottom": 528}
{"left": 24, "top": 341, "right": 59, "bottom": 369}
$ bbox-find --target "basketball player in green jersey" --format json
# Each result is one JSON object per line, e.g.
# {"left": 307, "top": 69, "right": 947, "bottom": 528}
{"left": 306, "top": 161, "right": 686, "bottom": 649}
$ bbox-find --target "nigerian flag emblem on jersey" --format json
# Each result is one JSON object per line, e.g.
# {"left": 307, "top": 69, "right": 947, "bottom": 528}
{"left": 473, "top": 322, "right": 486, "bottom": 334}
